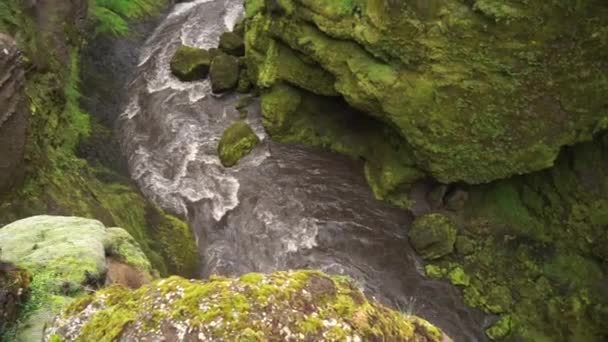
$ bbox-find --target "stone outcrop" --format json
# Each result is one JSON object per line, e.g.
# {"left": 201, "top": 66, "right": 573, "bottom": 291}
{"left": 44, "top": 270, "right": 445, "bottom": 341}
{"left": 244, "top": 0, "right": 608, "bottom": 185}
{"left": 0, "top": 34, "right": 28, "bottom": 195}
{"left": 218, "top": 120, "right": 260, "bottom": 167}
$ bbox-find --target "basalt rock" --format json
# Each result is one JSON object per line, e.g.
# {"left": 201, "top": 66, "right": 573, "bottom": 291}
{"left": 0, "top": 34, "right": 28, "bottom": 195}
{"left": 409, "top": 213, "right": 457, "bottom": 260}
{"left": 219, "top": 31, "right": 245, "bottom": 56}
{"left": 44, "top": 270, "right": 445, "bottom": 342}
{"left": 244, "top": 0, "right": 608, "bottom": 184}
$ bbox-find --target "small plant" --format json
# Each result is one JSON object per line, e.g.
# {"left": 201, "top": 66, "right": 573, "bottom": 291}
{"left": 89, "top": 0, "right": 167, "bottom": 36}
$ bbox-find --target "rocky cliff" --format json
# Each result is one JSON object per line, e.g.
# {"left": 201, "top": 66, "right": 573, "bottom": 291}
{"left": 0, "top": 34, "right": 28, "bottom": 195}
{"left": 245, "top": 0, "right": 608, "bottom": 190}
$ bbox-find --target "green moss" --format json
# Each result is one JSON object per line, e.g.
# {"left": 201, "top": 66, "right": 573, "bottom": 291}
{"left": 408, "top": 213, "right": 457, "bottom": 260}
{"left": 244, "top": 0, "right": 608, "bottom": 184}
{"left": 170, "top": 45, "right": 212, "bottom": 81}
{"left": 259, "top": 82, "right": 423, "bottom": 207}
{"left": 219, "top": 31, "right": 245, "bottom": 56}
{"left": 210, "top": 53, "right": 241, "bottom": 93}
{"left": 486, "top": 315, "right": 512, "bottom": 340}
{"left": 49, "top": 271, "right": 443, "bottom": 341}
{"left": 447, "top": 266, "right": 470, "bottom": 287}
{"left": 218, "top": 121, "right": 261, "bottom": 167}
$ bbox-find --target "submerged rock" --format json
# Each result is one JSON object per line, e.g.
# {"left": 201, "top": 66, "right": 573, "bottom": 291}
{"left": 218, "top": 120, "right": 260, "bottom": 167}
{"left": 409, "top": 213, "right": 457, "bottom": 260}
{"left": 210, "top": 53, "right": 240, "bottom": 92}
{"left": 170, "top": 45, "right": 213, "bottom": 81}
{"left": 44, "top": 270, "right": 444, "bottom": 341}
{"left": 219, "top": 31, "right": 245, "bottom": 56}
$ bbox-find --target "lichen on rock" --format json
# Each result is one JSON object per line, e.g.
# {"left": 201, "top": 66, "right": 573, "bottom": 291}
{"left": 44, "top": 270, "right": 444, "bottom": 341}
{"left": 218, "top": 120, "right": 260, "bottom": 167}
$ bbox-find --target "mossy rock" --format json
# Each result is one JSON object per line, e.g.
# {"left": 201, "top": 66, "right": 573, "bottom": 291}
{"left": 170, "top": 45, "right": 212, "bottom": 82}
{"left": 210, "top": 53, "right": 240, "bottom": 93}
{"left": 219, "top": 31, "right": 245, "bottom": 56}
{"left": 44, "top": 270, "right": 445, "bottom": 341}
{"left": 218, "top": 121, "right": 260, "bottom": 167}
{"left": 244, "top": 0, "right": 608, "bottom": 184}
{"left": 0, "top": 216, "right": 153, "bottom": 291}
{"left": 408, "top": 213, "right": 457, "bottom": 260}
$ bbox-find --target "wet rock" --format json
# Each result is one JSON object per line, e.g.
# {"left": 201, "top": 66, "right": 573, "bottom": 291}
{"left": 445, "top": 189, "right": 469, "bottom": 211}
{"left": 236, "top": 68, "right": 253, "bottom": 93}
{"left": 455, "top": 235, "right": 475, "bottom": 255}
{"left": 0, "top": 34, "right": 28, "bottom": 195}
{"left": 218, "top": 121, "right": 260, "bottom": 167}
{"left": 210, "top": 53, "right": 240, "bottom": 93}
{"left": 43, "top": 270, "right": 445, "bottom": 341}
{"left": 0, "top": 262, "right": 31, "bottom": 333}
{"left": 219, "top": 31, "right": 245, "bottom": 56}
{"left": 409, "top": 213, "right": 457, "bottom": 260}
{"left": 170, "top": 45, "right": 213, "bottom": 81}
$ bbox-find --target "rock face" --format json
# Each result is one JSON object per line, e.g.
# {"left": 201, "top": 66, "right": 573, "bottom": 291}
{"left": 244, "top": 0, "right": 608, "bottom": 184}
{"left": 44, "top": 270, "right": 444, "bottom": 342}
{"left": 0, "top": 34, "right": 28, "bottom": 195}
{"left": 170, "top": 45, "right": 213, "bottom": 81}
{"left": 218, "top": 120, "right": 260, "bottom": 167}
{"left": 409, "top": 213, "right": 457, "bottom": 260}
{"left": 0, "top": 262, "right": 31, "bottom": 334}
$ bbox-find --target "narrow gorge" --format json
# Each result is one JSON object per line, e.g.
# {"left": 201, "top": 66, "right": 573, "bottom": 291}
{"left": 0, "top": 1, "right": 606, "bottom": 342}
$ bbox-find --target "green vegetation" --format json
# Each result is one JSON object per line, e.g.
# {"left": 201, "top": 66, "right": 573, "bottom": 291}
{"left": 218, "top": 121, "right": 261, "bottom": 167}
{"left": 89, "top": 0, "right": 167, "bottom": 36}
{"left": 47, "top": 271, "right": 443, "bottom": 341}
{"left": 170, "top": 45, "right": 213, "bottom": 81}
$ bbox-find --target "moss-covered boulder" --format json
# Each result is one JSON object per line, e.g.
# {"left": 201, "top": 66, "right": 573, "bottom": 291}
{"left": 244, "top": 0, "right": 608, "bottom": 184}
{"left": 170, "top": 45, "right": 213, "bottom": 81}
{"left": 218, "top": 120, "right": 260, "bottom": 167}
{"left": 0, "top": 216, "right": 155, "bottom": 341}
{"left": 44, "top": 270, "right": 444, "bottom": 341}
{"left": 219, "top": 31, "right": 245, "bottom": 56}
{"left": 408, "top": 213, "right": 457, "bottom": 260}
{"left": 210, "top": 53, "right": 240, "bottom": 92}
{"left": 0, "top": 262, "right": 31, "bottom": 334}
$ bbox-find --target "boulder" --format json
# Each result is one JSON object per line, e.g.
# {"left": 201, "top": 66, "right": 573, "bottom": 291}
{"left": 408, "top": 213, "right": 457, "bottom": 260}
{"left": 210, "top": 53, "right": 240, "bottom": 92}
{"left": 0, "top": 216, "right": 153, "bottom": 340}
{"left": 218, "top": 121, "right": 260, "bottom": 167}
{"left": 170, "top": 45, "right": 213, "bottom": 81}
{"left": 219, "top": 31, "right": 245, "bottom": 56}
{"left": 44, "top": 270, "right": 444, "bottom": 341}
{"left": 0, "top": 34, "right": 28, "bottom": 195}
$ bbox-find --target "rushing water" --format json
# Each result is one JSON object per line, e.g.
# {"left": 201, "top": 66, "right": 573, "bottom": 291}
{"left": 112, "top": 0, "right": 489, "bottom": 340}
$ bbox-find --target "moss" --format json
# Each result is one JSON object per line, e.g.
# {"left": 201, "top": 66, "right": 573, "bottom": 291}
{"left": 48, "top": 271, "right": 443, "bottom": 341}
{"left": 170, "top": 45, "right": 212, "bottom": 81}
{"left": 244, "top": 0, "right": 608, "bottom": 184}
{"left": 218, "top": 121, "right": 260, "bottom": 167}
{"left": 446, "top": 266, "right": 470, "bottom": 287}
{"left": 486, "top": 315, "right": 512, "bottom": 341}
{"left": 210, "top": 53, "right": 241, "bottom": 93}
{"left": 408, "top": 213, "right": 457, "bottom": 260}
{"left": 219, "top": 31, "right": 245, "bottom": 57}
{"left": 259, "top": 82, "right": 423, "bottom": 207}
